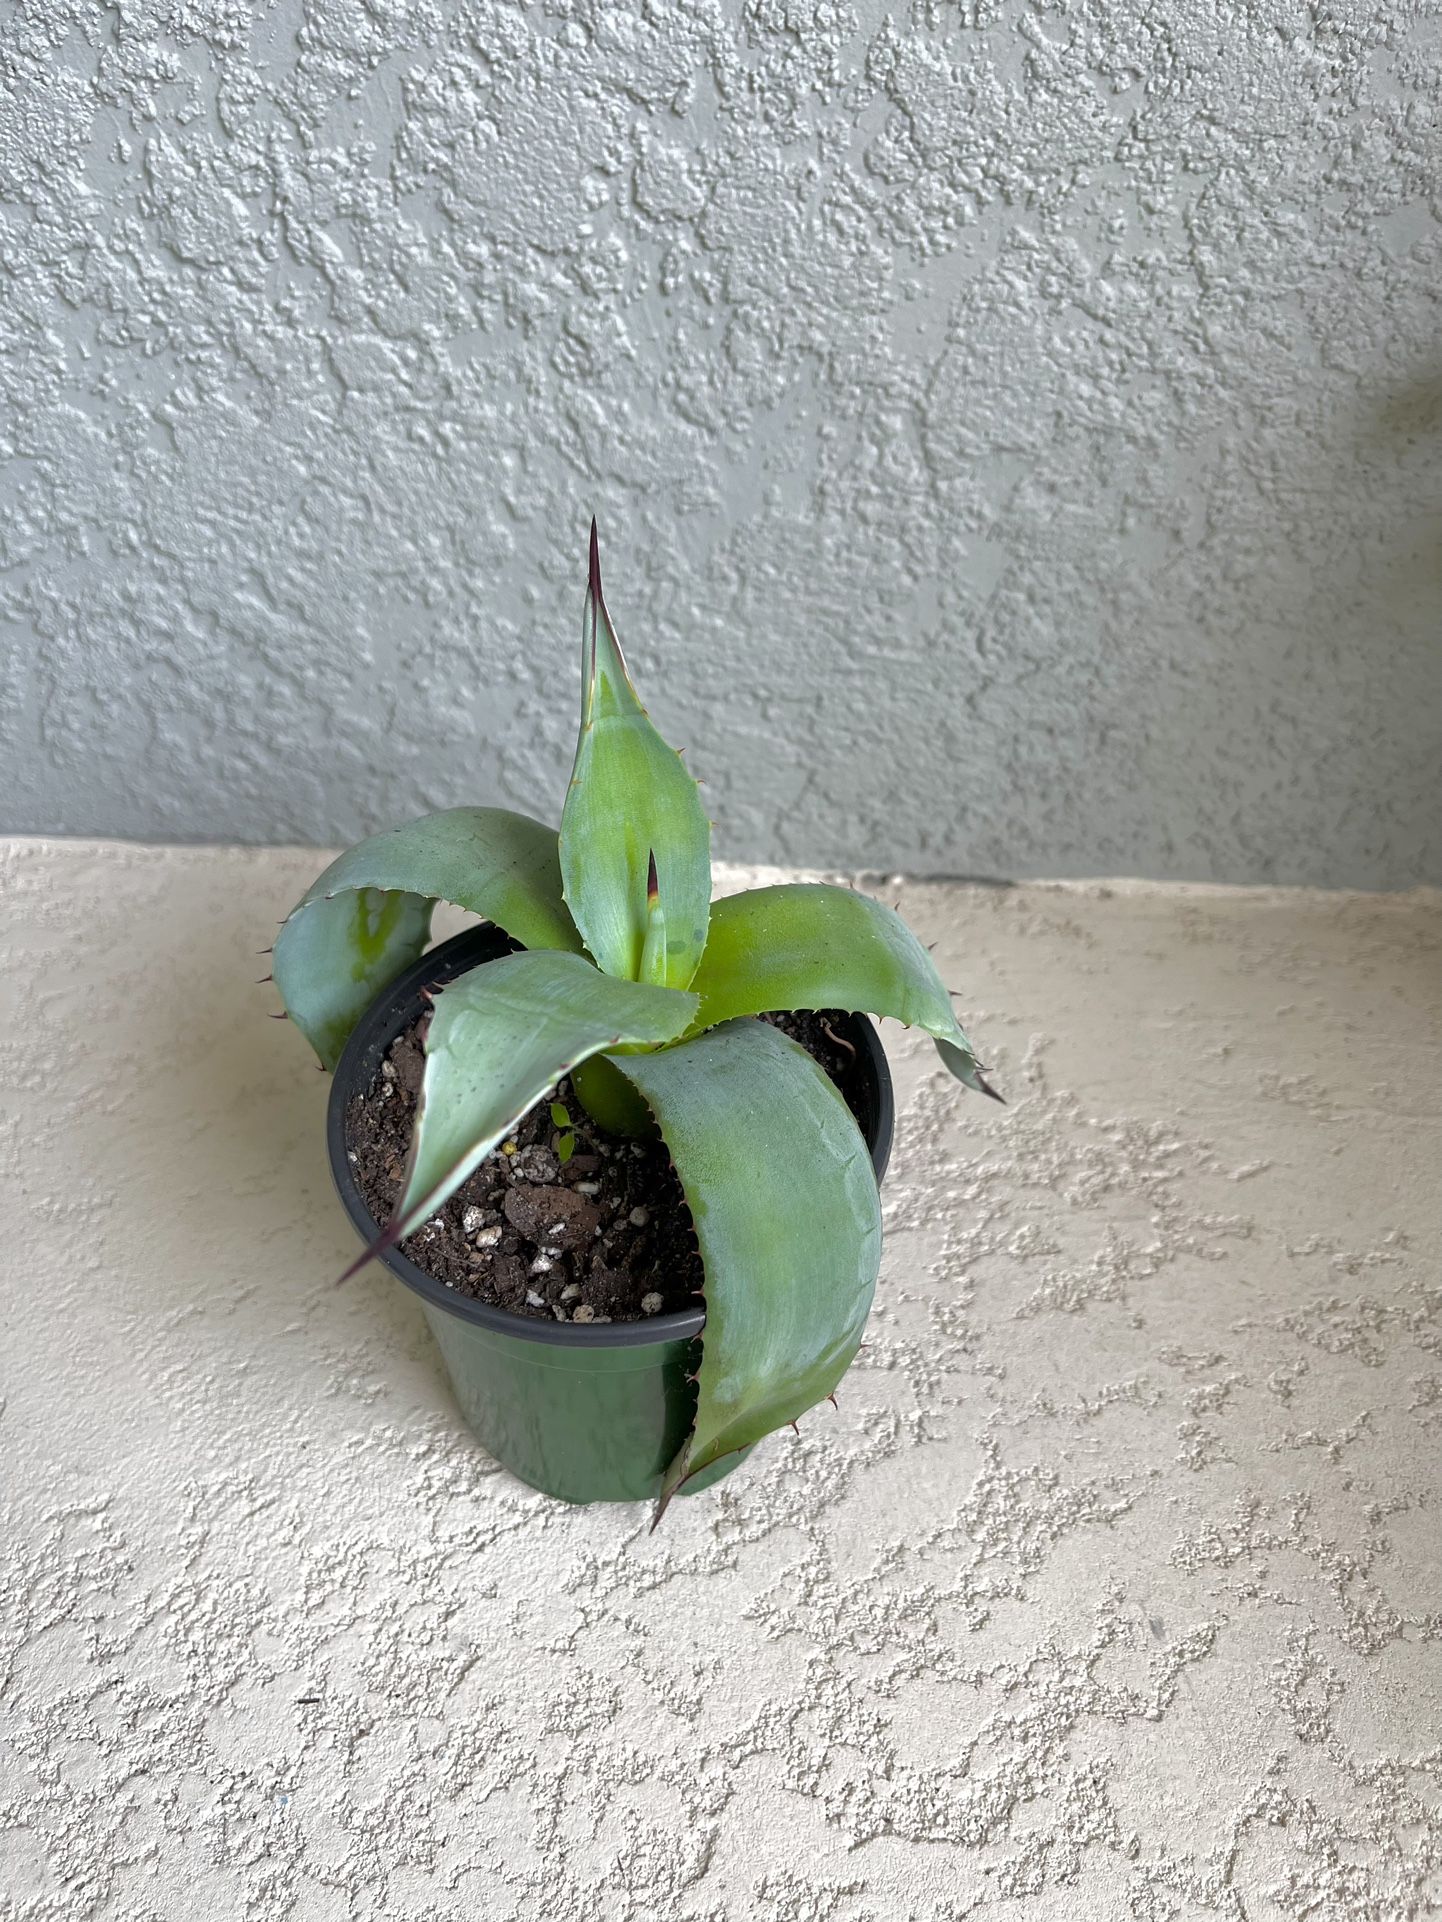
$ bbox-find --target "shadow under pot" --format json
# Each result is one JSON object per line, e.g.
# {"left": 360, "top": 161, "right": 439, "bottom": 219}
{"left": 327, "top": 925, "right": 894, "bottom": 1506}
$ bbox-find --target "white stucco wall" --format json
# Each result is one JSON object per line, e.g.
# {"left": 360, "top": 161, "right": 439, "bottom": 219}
{"left": 1, "top": 1, "right": 1438, "bottom": 887}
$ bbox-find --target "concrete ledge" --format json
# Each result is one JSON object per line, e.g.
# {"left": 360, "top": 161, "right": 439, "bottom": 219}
{"left": 3, "top": 840, "right": 1438, "bottom": 1916}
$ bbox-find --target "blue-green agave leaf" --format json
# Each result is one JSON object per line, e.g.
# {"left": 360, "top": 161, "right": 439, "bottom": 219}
{"left": 611, "top": 1019, "right": 884, "bottom": 1520}
{"left": 342, "top": 951, "right": 697, "bottom": 1275}
{"left": 687, "top": 883, "right": 1001, "bottom": 1099}
{"left": 559, "top": 523, "right": 711, "bottom": 989}
{"left": 274, "top": 807, "right": 582, "bottom": 1069}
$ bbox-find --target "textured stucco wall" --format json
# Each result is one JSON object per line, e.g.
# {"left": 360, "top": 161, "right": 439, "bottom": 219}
{"left": 0, "top": 3, "right": 1438, "bottom": 888}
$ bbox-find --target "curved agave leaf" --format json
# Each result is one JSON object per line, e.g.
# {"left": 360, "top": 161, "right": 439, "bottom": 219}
{"left": 686, "top": 883, "right": 1002, "bottom": 1099}
{"left": 559, "top": 523, "right": 711, "bottom": 989}
{"left": 343, "top": 951, "right": 697, "bottom": 1276}
{"left": 611, "top": 1019, "right": 883, "bottom": 1519}
{"left": 275, "top": 808, "right": 582, "bottom": 1069}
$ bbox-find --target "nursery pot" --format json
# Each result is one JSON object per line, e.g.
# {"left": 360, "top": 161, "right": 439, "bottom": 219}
{"left": 327, "top": 925, "right": 894, "bottom": 1506}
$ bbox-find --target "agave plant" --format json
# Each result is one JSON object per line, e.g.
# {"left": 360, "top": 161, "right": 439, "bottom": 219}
{"left": 276, "top": 524, "right": 997, "bottom": 1509}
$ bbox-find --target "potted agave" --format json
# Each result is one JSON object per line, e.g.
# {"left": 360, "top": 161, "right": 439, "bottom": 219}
{"left": 275, "top": 525, "right": 998, "bottom": 1517}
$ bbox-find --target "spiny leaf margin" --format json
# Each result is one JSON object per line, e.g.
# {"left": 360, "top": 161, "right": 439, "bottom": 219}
{"left": 609, "top": 1018, "right": 883, "bottom": 1525}
{"left": 274, "top": 807, "right": 582, "bottom": 1069}
{"left": 684, "top": 882, "right": 1002, "bottom": 1099}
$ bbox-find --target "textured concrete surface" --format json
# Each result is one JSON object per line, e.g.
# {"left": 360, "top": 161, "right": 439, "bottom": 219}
{"left": 2, "top": 839, "right": 1439, "bottom": 1919}
{"left": 2, "top": 6, "right": 1440, "bottom": 888}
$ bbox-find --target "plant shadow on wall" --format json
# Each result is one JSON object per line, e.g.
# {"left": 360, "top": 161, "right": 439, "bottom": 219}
{"left": 1356, "top": 366, "right": 1442, "bottom": 621}
{"left": 268, "top": 523, "right": 1002, "bottom": 1517}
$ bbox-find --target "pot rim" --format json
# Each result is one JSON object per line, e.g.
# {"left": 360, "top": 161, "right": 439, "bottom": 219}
{"left": 326, "top": 922, "right": 894, "bottom": 1349}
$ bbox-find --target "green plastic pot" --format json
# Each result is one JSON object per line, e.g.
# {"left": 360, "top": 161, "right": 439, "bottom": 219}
{"left": 328, "top": 926, "right": 894, "bottom": 1506}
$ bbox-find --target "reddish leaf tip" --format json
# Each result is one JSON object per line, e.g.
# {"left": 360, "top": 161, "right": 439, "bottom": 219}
{"left": 588, "top": 517, "right": 602, "bottom": 601}
{"left": 334, "top": 1248, "right": 371, "bottom": 1287}
{"left": 646, "top": 848, "right": 659, "bottom": 907}
{"left": 336, "top": 1216, "right": 403, "bottom": 1286}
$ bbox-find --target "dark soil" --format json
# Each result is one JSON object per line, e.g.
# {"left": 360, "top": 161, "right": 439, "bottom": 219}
{"left": 344, "top": 1009, "right": 870, "bottom": 1325}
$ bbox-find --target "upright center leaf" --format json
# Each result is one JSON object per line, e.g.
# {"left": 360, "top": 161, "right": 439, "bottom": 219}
{"left": 559, "top": 523, "right": 712, "bottom": 989}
